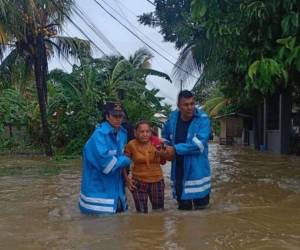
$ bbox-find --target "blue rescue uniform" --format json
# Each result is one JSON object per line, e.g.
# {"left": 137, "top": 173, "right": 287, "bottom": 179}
{"left": 162, "top": 108, "right": 211, "bottom": 200}
{"left": 79, "top": 121, "right": 131, "bottom": 214}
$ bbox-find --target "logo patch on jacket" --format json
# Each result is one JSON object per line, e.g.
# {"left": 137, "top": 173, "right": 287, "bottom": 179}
{"left": 108, "top": 150, "right": 117, "bottom": 156}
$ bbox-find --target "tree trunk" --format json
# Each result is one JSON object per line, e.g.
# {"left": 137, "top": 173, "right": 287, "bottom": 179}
{"left": 280, "top": 89, "right": 292, "bottom": 154}
{"left": 34, "top": 34, "right": 53, "bottom": 156}
{"left": 254, "top": 102, "right": 264, "bottom": 150}
{"left": 8, "top": 124, "right": 13, "bottom": 138}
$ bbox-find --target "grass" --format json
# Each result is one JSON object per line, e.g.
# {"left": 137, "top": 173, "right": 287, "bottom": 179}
{"left": 0, "top": 165, "right": 64, "bottom": 177}
{"left": 0, "top": 155, "right": 81, "bottom": 177}
{"left": 0, "top": 136, "right": 82, "bottom": 177}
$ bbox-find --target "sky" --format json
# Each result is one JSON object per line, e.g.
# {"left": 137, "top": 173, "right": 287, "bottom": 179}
{"left": 49, "top": 0, "right": 197, "bottom": 107}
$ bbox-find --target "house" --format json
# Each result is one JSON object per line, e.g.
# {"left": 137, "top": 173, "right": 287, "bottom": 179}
{"left": 215, "top": 113, "right": 253, "bottom": 145}
{"left": 153, "top": 113, "right": 167, "bottom": 137}
{"left": 253, "top": 92, "right": 292, "bottom": 154}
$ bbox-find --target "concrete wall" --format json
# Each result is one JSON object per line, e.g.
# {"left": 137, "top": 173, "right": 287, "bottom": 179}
{"left": 249, "top": 130, "right": 255, "bottom": 147}
{"left": 266, "top": 130, "right": 281, "bottom": 154}
{"left": 220, "top": 119, "right": 227, "bottom": 138}
{"left": 226, "top": 118, "right": 243, "bottom": 137}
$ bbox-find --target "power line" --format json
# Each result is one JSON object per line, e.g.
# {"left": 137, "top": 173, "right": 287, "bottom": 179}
{"left": 50, "top": 0, "right": 107, "bottom": 56}
{"left": 93, "top": 0, "right": 199, "bottom": 80}
{"left": 113, "top": 0, "right": 140, "bottom": 32}
{"left": 111, "top": 0, "right": 178, "bottom": 62}
{"left": 73, "top": 4, "right": 122, "bottom": 56}
{"left": 145, "top": 0, "right": 155, "bottom": 6}
{"left": 108, "top": 0, "right": 178, "bottom": 78}
{"left": 58, "top": 27, "right": 86, "bottom": 67}
{"left": 101, "top": 0, "right": 179, "bottom": 104}
{"left": 49, "top": 0, "right": 183, "bottom": 103}
{"left": 111, "top": 0, "right": 175, "bottom": 78}
{"left": 115, "top": 0, "right": 200, "bottom": 89}
{"left": 73, "top": 5, "right": 118, "bottom": 55}
{"left": 147, "top": 78, "right": 177, "bottom": 102}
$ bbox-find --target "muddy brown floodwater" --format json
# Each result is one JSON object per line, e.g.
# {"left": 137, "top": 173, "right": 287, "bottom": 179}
{"left": 0, "top": 144, "right": 300, "bottom": 249}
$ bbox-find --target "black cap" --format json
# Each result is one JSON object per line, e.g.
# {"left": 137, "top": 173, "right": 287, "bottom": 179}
{"left": 104, "top": 102, "right": 125, "bottom": 116}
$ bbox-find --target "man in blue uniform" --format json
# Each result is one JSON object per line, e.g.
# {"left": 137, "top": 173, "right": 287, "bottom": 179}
{"left": 79, "top": 102, "right": 131, "bottom": 215}
{"left": 162, "top": 90, "right": 211, "bottom": 210}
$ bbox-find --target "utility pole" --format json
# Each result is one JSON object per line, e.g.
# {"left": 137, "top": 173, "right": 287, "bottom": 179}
{"left": 180, "top": 79, "right": 183, "bottom": 91}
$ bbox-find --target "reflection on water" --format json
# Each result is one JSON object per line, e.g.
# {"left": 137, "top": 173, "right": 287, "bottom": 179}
{"left": 1, "top": 144, "right": 300, "bottom": 249}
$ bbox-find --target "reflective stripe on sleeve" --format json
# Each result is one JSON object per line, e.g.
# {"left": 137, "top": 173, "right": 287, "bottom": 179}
{"left": 102, "top": 156, "right": 117, "bottom": 174}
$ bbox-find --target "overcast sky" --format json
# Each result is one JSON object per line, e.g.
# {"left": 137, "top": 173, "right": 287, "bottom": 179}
{"left": 49, "top": 0, "right": 196, "bottom": 107}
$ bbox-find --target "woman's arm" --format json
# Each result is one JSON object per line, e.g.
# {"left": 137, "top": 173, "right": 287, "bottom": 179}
{"left": 122, "top": 168, "right": 136, "bottom": 191}
{"left": 123, "top": 143, "right": 136, "bottom": 191}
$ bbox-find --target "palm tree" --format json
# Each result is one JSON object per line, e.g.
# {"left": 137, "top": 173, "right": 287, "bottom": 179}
{"left": 47, "top": 48, "right": 171, "bottom": 152}
{"left": 128, "top": 47, "right": 153, "bottom": 69}
{"left": 110, "top": 48, "right": 171, "bottom": 101}
{"left": 203, "top": 96, "right": 230, "bottom": 117}
{"left": 72, "top": 48, "right": 171, "bottom": 105}
{"left": 0, "top": 0, "right": 90, "bottom": 156}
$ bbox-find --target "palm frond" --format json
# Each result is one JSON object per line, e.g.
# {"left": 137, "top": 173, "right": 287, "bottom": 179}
{"left": 129, "top": 47, "right": 153, "bottom": 69}
{"left": 138, "top": 68, "right": 172, "bottom": 82}
{"left": 210, "top": 100, "right": 227, "bottom": 117}
{"left": 144, "top": 88, "right": 162, "bottom": 108}
{"left": 48, "top": 68, "right": 71, "bottom": 82}
{"left": 0, "top": 21, "right": 10, "bottom": 60}
{"left": 202, "top": 96, "right": 228, "bottom": 117}
{"left": 0, "top": 23, "right": 7, "bottom": 44}
{"left": 0, "top": 49, "right": 34, "bottom": 92}
{"left": 0, "top": 49, "right": 19, "bottom": 72}
{"left": 117, "top": 80, "right": 143, "bottom": 87}
{"left": 111, "top": 59, "right": 132, "bottom": 83}
{"left": 51, "top": 36, "right": 91, "bottom": 61}
{"left": 172, "top": 43, "right": 201, "bottom": 84}
{"left": 0, "top": 0, "right": 6, "bottom": 16}
{"left": 33, "top": 0, "right": 75, "bottom": 32}
{"left": 0, "top": 43, "right": 8, "bottom": 61}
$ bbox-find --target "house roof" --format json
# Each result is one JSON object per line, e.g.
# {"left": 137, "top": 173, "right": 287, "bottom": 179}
{"left": 214, "top": 112, "right": 253, "bottom": 119}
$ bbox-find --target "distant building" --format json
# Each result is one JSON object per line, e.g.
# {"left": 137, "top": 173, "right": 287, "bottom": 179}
{"left": 153, "top": 113, "right": 167, "bottom": 137}
{"left": 215, "top": 113, "right": 253, "bottom": 146}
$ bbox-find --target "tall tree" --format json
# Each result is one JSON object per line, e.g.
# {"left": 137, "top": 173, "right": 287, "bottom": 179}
{"left": 47, "top": 48, "right": 171, "bottom": 153}
{"left": 0, "top": 0, "right": 90, "bottom": 156}
{"left": 140, "top": 0, "right": 300, "bottom": 108}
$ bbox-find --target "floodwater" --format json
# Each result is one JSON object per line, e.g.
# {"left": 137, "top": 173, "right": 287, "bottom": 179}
{"left": 0, "top": 144, "right": 300, "bottom": 250}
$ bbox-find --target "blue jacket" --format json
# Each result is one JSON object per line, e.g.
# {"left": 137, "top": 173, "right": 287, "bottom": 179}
{"left": 162, "top": 108, "right": 211, "bottom": 200}
{"left": 79, "top": 121, "right": 131, "bottom": 214}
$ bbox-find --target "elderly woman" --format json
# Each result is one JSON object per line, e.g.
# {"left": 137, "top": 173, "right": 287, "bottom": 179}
{"left": 123, "top": 120, "right": 174, "bottom": 213}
